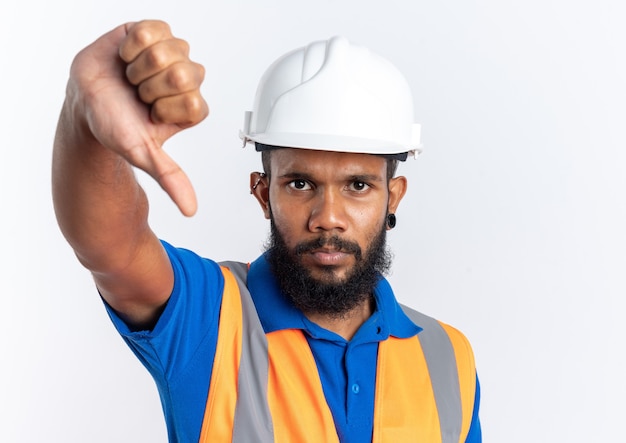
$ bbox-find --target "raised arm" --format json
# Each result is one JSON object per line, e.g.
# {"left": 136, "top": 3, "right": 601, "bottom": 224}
{"left": 52, "top": 20, "right": 208, "bottom": 329}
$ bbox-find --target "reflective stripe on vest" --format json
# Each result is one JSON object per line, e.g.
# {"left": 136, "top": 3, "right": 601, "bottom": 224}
{"left": 199, "top": 263, "right": 476, "bottom": 443}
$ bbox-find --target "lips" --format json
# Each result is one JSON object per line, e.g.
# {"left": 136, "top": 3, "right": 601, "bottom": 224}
{"left": 309, "top": 248, "right": 351, "bottom": 266}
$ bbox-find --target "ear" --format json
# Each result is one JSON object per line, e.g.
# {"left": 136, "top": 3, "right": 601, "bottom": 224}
{"left": 387, "top": 176, "right": 408, "bottom": 216}
{"left": 250, "top": 172, "right": 271, "bottom": 219}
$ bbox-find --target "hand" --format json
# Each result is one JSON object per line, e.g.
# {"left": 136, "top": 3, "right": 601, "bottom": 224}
{"left": 67, "top": 20, "right": 208, "bottom": 216}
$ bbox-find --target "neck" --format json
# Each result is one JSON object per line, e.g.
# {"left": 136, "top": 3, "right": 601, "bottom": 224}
{"left": 305, "top": 296, "right": 375, "bottom": 341}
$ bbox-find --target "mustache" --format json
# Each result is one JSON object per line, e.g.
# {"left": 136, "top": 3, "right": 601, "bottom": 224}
{"left": 294, "top": 236, "right": 362, "bottom": 260}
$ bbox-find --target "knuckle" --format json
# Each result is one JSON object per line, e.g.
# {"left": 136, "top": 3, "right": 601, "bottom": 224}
{"left": 176, "top": 38, "right": 190, "bottom": 56}
{"left": 166, "top": 63, "right": 195, "bottom": 91}
{"left": 120, "top": 20, "right": 172, "bottom": 62}
{"left": 125, "top": 64, "right": 140, "bottom": 85}
{"left": 196, "top": 62, "right": 206, "bottom": 82}
{"left": 145, "top": 46, "right": 170, "bottom": 71}
{"left": 183, "top": 93, "right": 207, "bottom": 119}
{"left": 151, "top": 92, "right": 207, "bottom": 125}
{"left": 137, "top": 82, "right": 154, "bottom": 104}
{"left": 132, "top": 25, "right": 156, "bottom": 49}
{"left": 150, "top": 100, "right": 167, "bottom": 124}
{"left": 133, "top": 20, "right": 170, "bottom": 46}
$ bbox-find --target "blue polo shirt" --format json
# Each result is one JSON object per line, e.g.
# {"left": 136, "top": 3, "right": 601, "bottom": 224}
{"left": 105, "top": 241, "right": 481, "bottom": 442}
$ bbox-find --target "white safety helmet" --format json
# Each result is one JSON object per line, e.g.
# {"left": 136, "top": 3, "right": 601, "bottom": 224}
{"left": 240, "top": 36, "right": 422, "bottom": 160}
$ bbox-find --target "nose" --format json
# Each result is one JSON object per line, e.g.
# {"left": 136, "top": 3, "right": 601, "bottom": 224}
{"left": 308, "top": 188, "right": 348, "bottom": 233}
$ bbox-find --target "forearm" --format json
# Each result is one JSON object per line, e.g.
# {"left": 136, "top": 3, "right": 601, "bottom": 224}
{"left": 52, "top": 98, "right": 151, "bottom": 274}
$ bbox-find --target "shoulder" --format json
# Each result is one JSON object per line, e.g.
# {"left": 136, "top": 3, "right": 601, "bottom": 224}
{"left": 400, "top": 304, "right": 476, "bottom": 370}
{"left": 161, "top": 240, "right": 225, "bottom": 284}
{"left": 399, "top": 304, "right": 479, "bottom": 438}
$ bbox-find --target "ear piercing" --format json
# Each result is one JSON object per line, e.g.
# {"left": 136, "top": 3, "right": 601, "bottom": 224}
{"left": 387, "top": 213, "right": 397, "bottom": 229}
{"left": 250, "top": 173, "right": 266, "bottom": 194}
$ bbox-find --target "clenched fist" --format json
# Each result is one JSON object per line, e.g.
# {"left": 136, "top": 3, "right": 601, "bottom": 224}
{"left": 67, "top": 20, "right": 208, "bottom": 216}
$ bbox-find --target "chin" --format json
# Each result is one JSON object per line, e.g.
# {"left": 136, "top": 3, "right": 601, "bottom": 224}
{"left": 308, "top": 265, "right": 352, "bottom": 285}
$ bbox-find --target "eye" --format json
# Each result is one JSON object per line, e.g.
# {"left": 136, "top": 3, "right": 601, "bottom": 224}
{"left": 349, "top": 181, "right": 370, "bottom": 192}
{"left": 288, "top": 179, "right": 312, "bottom": 191}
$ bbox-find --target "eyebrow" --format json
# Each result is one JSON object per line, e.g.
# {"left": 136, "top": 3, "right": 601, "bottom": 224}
{"left": 276, "top": 172, "right": 313, "bottom": 181}
{"left": 346, "top": 173, "right": 384, "bottom": 183}
{"left": 277, "top": 172, "right": 384, "bottom": 183}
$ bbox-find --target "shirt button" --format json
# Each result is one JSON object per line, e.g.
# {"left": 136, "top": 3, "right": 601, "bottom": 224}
{"left": 351, "top": 383, "right": 360, "bottom": 394}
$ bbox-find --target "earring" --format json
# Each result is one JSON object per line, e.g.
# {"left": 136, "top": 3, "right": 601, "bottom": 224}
{"left": 387, "top": 213, "right": 397, "bottom": 229}
{"left": 250, "top": 173, "right": 266, "bottom": 194}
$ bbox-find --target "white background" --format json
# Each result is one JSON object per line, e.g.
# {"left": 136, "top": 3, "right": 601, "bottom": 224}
{"left": 1, "top": 0, "right": 624, "bottom": 441}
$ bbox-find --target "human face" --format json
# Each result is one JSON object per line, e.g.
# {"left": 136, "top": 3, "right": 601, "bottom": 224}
{"left": 251, "top": 148, "right": 407, "bottom": 285}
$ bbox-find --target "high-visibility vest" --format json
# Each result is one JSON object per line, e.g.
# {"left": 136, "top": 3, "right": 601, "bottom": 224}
{"left": 199, "top": 263, "right": 476, "bottom": 443}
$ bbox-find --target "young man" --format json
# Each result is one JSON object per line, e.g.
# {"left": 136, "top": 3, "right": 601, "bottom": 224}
{"left": 53, "top": 20, "right": 481, "bottom": 443}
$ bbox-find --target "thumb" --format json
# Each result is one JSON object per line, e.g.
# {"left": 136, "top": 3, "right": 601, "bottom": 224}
{"left": 140, "top": 146, "right": 198, "bottom": 217}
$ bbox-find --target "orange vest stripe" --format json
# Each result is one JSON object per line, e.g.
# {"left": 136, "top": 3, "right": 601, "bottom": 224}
{"left": 198, "top": 266, "right": 242, "bottom": 443}
{"left": 373, "top": 336, "right": 442, "bottom": 443}
{"left": 266, "top": 330, "right": 340, "bottom": 443}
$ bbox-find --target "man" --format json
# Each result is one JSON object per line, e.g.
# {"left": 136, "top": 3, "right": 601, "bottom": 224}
{"left": 53, "top": 20, "right": 481, "bottom": 443}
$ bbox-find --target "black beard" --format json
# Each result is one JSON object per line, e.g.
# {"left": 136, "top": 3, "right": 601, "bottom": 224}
{"left": 265, "top": 219, "right": 393, "bottom": 318}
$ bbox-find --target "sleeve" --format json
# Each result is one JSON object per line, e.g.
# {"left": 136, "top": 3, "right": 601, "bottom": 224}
{"left": 103, "top": 240, "right": 225, "bottom": 441}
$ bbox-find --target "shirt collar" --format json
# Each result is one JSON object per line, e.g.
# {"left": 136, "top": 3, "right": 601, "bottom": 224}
{"left": 247, "top": 253, "right": 421, "bottom": 340}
